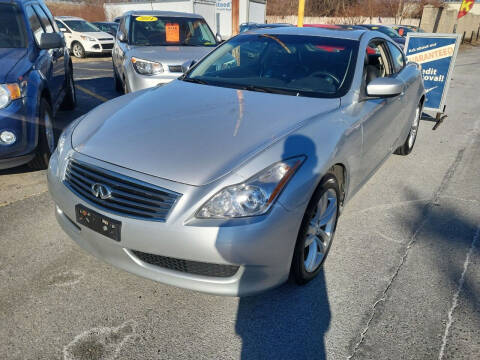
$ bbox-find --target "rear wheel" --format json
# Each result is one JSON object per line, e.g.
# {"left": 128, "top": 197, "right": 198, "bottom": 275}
{"left": 72, "top": 42, "right": 85, "bottom": 58}
{"left": 394, "top": 104, "right": 421, "bottom": 156}
{"left": 29, "top": 99, "right": 55, "bottom": 170}
{"left": 291, "top": 173, "right": 340, "bottom": 284}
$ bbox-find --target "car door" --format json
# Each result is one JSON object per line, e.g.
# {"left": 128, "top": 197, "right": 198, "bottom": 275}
{"left": 386, "top": 40, "right": 413, "bottom": 142}
{"left": 25, "top": 5, "right": 56, "bottom": 98}
{"left": 34, "top": 3, "right": 65, "bottom": 103}
{"left": 360, "top": 39, "right": 406, "bottom": 177}
{"left": 113, "top": 16, "right": 129, "bottom": 79}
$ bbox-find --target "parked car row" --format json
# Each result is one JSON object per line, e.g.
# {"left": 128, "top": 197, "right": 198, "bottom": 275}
{"left": 1, "top": 1, "right": 426, "bottom": 297}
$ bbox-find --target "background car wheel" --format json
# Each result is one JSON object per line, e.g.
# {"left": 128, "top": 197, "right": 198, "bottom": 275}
{"left": 60, "top": 67, "right": 76, "bottom": 110}
{"left": 71, "top": 42, "right": 85, "bottom": 58}
{"left": 394, "top": 103, "right": 421, "bottom": 156}
{"left": 291, "top": 172, "right": 340, "bottom": 285}
{"left": 29, "top": 99, "right": 55, "bottom": 170}
{"left": 113, "top": 67, "right": 123, "bottom": 93}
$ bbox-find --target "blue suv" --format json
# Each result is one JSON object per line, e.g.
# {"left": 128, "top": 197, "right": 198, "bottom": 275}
{"left": 0, "top": 0, "right": 76, "bottom": 170}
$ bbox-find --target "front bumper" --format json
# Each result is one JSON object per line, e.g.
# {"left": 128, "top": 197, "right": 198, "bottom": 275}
{"left": 48, "top": 153, "right": 303, "bottom": 296}
{"left": 0, "top": 99, "right": 36, "bottom": 169}
{"left": 125, "top": 63, "right": 182, "bottom": 92}
{"left": 84, "top": 41, "right": 114, "bottom": 54}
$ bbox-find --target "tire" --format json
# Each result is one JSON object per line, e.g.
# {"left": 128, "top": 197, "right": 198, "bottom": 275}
{"left": 113, "top": 67, "right": 123, "bottom": 93}
{"left": 60, "top": 67, "right": 76, "bottom": 110}
{"left": 29, "top": 99, "right": 55, "bottom": 170}
{"left": 71, "top": 42, "right": 85, "bottom": 58}
{"left": 291, "top": 173, "right": 340, "bottom": 284}
{"left": 394, "top": 103, "right": 421, "bottom": 156}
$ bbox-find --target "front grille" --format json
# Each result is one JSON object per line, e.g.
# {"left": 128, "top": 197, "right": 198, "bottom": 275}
{"left": 64, "top": 160, "right": 180, "bottom": 221}
{"left": 131, "top": 250, "right": 239, "bottom": 278}
{"left": 101, "top": 43, "right": 113, "bottom": 50}
{"left": 168, "top": 65, "right": 184, "bottom": 73}
{"left": 99, "top": 38, "right": 112, "bottom": 41}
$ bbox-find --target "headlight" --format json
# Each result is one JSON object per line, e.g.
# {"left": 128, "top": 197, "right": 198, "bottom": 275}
{"left": 80, "top": 35, "right": 96, "bottom": 41}
{"left": 196, "top": 157, "right": 304, "bottom": 219}
{"left": 131, "top": 57, "right": 164, "bottom": 76}
{"left": 0, "top": 84, "right": 22, "bottom": 109}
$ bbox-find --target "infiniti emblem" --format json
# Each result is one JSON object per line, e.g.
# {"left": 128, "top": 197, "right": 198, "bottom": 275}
{"left": 91, "top": 183, "right": 112, "bottom": 200}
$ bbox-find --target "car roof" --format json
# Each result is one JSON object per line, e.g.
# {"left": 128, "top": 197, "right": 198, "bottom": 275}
{"left": 124, "top": 10, "right": 202, "bottom": 19}
{"left": 0, "top": 0, "right": 44, "bottom": 3}
{"left": 56, "top": 16, "right": 85, "bottom": 21}
{"left": 245, "top": 26, "right": 366, "bottom": 41}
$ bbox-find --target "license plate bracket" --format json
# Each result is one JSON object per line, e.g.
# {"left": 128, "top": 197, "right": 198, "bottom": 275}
{"left": 75, "top": 204, "right": 122, "bottom": 242}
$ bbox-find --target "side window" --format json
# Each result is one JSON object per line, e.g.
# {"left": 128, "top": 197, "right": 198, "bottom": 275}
{"left": 55, "top": 20, "right": 67, "bottom": 32}
{"left": 38, "top": 3, "right": 58, "bottom": 32}
{"left": 25, "top": 5, "right": 44, "bottom": 44}
{"left": 124, "top": 16, "right": 130, "bottom": 39}
{"left": 33, "top": 4, "right": 54, "bottom": 34}
{"left": 363, "top": 40, "right": 392, "bottom": 85}
{"left": 387, "top": 42, "right": 405, "bottom": 74}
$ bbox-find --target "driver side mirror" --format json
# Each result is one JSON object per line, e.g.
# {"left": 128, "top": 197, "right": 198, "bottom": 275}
{"left": 366, "top": 77, "right": 404, "bottom": 98}
{"left": 39, "top": 33, "right": 64, "bottom": 49}
{"left": 59, "top": 27, "right": 67, "bottom": 32}
{"left": 182, "top": 59, "right": 197, "bottom": 73}
{"left": 216, "top": 33, "right": 224, "bottom": 44}
{"left": 118, "top": 32, "right": 126, "bottom": 43}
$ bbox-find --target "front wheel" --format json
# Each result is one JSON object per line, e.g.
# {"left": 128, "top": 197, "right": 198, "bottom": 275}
{"left": 72, "top": 42, "right": 85, "bottom": 58}
{"left": 29, "top": 99, "right": 55, "bottom": 170}
{"left": 291, "top": 173, "right": 340, "bottom": 284}
{"left": 394, "top": 104, "right": 421, "bottom": 156}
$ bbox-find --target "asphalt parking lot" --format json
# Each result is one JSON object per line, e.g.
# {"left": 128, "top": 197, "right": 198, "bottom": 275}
{"left": 1, "top": 47, "right": 479, "bottom": 359}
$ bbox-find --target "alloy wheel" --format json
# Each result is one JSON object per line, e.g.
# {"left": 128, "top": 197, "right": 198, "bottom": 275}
{"left": 303, "top": 188, "right": 338, "bottom": 273}
{"left": 72, "top": 44, "right": 83, "bottom": 58}
{"left": 408, "top": 106, "right": 421, "bottom": 149}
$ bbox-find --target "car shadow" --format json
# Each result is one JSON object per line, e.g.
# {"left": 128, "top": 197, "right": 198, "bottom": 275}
{"left": 235, "top": 274, "right": 331, "bottom": 360}
{"left": 214, "top": 134, "right": 331, "bottom": 359}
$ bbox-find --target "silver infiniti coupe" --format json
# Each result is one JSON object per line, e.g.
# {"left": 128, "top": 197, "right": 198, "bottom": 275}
{"left": 48, "top": 27, "right": 425, "bottom": 296}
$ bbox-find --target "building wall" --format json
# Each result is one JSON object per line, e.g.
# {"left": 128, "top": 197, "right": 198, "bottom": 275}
{"left": 420, "top": 5, "right": 480, "bottom": 37}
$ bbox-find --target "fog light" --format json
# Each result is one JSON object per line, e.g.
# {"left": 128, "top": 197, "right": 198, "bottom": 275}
{"left": 0, "top": 130, "right": 16, "bottom": 145}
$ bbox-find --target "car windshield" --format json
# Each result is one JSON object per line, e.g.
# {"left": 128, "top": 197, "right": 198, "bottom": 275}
{"left": 185, "top": 34, "right": 358, "bottom": 98}
{"left": 129, "top": 16, "right": 216, "bottom": 47}
{"left": 95, "top": 23, "right": 117, "bottom": 33}
{"left": 370, "top": 26, "right": 401, "bottom": 38}
{"left": 64, "top": 20, "right": 100, "bottom": 33}
{"left": 0, "top": 4, "right": 27, "bottom": 48}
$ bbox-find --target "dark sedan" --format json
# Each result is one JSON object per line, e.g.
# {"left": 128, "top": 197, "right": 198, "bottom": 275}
{"left": 92, "top": 21, "right": 118, "bottom": 37}
{"left": 357, "top": 24, "right": 405, "bottom": 47}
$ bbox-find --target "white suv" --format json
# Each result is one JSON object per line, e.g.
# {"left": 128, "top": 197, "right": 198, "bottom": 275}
{"left": 55, "top": 16, "right": 114, "bottom": 58}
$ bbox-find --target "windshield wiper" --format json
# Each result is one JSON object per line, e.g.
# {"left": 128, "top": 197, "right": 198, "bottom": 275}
{"left": 182, "top": 77, "right": 208, "bottom": 85}
{"left": 240, "top": 85, "right": 301, "bottom": 96}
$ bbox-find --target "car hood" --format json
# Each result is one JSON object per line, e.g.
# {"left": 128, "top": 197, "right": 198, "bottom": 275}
{"left": 0, "top": 48, "right": 27, "bottom": 83}
{"left": 82, "top": 31, "right": 113, "bottom": 40}
{"left": 72, "top": 81, "right": 340, "bottom": 186}
{"left": 126, "top": 45, "right": 213, "bottom": 65}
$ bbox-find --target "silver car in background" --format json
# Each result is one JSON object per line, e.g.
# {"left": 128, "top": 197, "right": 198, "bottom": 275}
{"left": 48, "top": 27, "right": 424, "bottom": 296}
{"left": 112, "top": 11, "right": 219, "bottom": 93}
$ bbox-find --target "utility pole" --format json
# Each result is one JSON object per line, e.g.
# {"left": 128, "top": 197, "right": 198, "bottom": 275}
{"left": 298, "top": 0, "right": 305, "bottom": 27}
{"left": 232, "top": 0, "right": 239, "bottom": 35}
